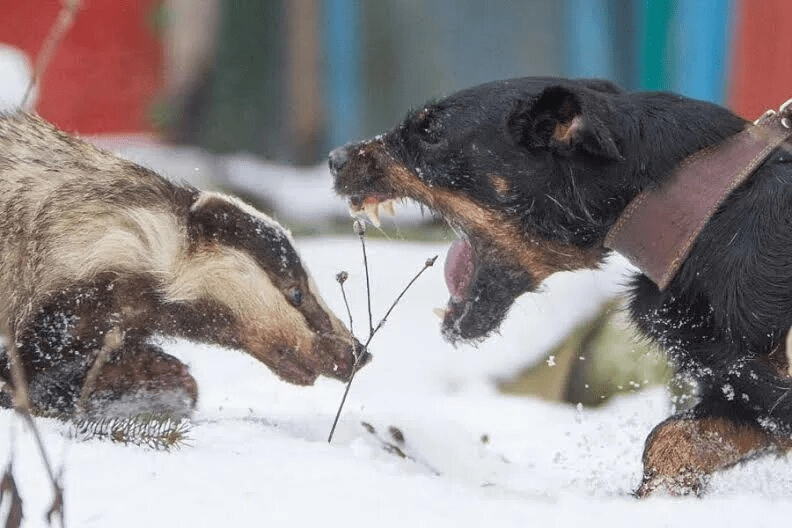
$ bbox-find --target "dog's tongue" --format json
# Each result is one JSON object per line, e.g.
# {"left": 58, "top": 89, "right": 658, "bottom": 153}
{"left": 445, "top": 238, "right": 475, "bottom": 300}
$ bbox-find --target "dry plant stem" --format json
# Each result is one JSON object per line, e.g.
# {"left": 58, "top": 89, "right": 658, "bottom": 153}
{"left": 360, "top": 234, "right": 374, "bottom": 336}
{"left": 336, "top": 272, "right": 354, "bottom": 337}
{"left": 372, "top": 255, "right": 437, "bottom": 336}
{"left": 21, "top": 0, "right": 81, "bottom": 110}
{"left": 327, "top": 246, "right": 437, "bottom": 443}
{"left": 0, "top": 464, "right": 23, "bottom": 528}
{"left": 77, "top": 327, "right": 124, "bottom": 413}
{"left": 4, "top": 342, "right": 65, "bottom": 527}
{"left": 5, "top": 344, "right": 30, "bottom": 412}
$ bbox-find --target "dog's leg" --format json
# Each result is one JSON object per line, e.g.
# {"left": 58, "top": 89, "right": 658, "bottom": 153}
{"left": 637, "top": 412, "right": 791, "bottom": 497}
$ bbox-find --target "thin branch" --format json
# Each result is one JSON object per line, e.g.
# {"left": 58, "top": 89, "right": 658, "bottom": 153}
{"left": 0, "top": 463, "right": 23, "bottom": 528}
{"left": 77, "top": 327, "right": 124, "bottom": 413}
{"left": 4, "top": 4, "right": 80, "bottom": 526}
{"left": 327, "top": 222, "right": 436, "bottom": 442}
{"left": 335, "top": 271, "right": 354, "bottom": 338}
{"left": 372, "top": 255, "right": 437, "bottom": 335}
{"left": 21, "top": 0, "right": 82, "bottom": 110}
{"left": 4, "top": 341, "right": 66, "bottom": 527}
{"left": 353, "top": 220, "right": 374, "bottom": 337}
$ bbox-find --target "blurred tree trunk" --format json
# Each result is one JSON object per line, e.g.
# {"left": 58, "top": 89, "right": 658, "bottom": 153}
{"left": 285, "top": 0, "right": 325, "bottom": 165}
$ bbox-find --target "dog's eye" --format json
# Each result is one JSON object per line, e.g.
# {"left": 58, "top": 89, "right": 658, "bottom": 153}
{"left": 286, "top": 286, "right": 304, "bottom": 306}
{"left": 420, "top": 119, "right": 443, "bottom": 145}
{"left": 414, "top": 109, "right": 443, "bottom": 145}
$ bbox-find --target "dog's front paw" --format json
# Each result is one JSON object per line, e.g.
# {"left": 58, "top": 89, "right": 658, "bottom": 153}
{"left": 637, "top": 413, "right": 784, "bottom": 498}
{"left": 635, "top": 467, "right": 707, "bottom": 498}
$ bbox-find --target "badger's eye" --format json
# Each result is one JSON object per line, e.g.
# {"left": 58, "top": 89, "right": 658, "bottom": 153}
{"left": 287, "top": 286, "right": 304, "bottom": 306}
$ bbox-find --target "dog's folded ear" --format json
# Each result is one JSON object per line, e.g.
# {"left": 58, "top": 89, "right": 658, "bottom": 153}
{"left": 507, "top": 85, "right": 622, "bottom": 161}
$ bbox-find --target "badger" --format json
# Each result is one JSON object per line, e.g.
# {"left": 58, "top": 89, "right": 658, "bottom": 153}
{"left": 0, "top": 112, "right": 365, "bottom": 418}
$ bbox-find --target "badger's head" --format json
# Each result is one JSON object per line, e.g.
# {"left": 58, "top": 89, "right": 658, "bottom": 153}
{"left": 168, "top": 192, "right": 367, "bottom": 385}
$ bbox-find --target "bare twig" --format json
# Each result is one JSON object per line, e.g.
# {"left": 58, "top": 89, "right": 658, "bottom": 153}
{"left": 335, "top": 271, "right": 353, "bottom": 337}
{"left": 4, "top": 341, "right": 66, "bottom": 527}
{"left": 353, "top": 220, "right": 375, "bottom": 336}
{"left": 4, "top": 4, "right": 79, "bottom": 526}
{"left": 19, "top": 412, "right": 63, "bottom": 525}
{"left": 327, "top": 222, "right": 436, "bottom": 442}
{"left": 0, "top": 463, "right": 23, "bottom": 528}
{"left": 21, "top": 0, "right": 82, "bottom": 110}
{"left": 372, "top": 255, "right": 437, "bottom": 336}
{"left": 77, "top": 327, "right": 124, "bottom": 413}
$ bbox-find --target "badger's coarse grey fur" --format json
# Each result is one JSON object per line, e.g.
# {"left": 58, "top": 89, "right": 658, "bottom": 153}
{"left": 0, "top": 112, "right": 363, "bottom": 417}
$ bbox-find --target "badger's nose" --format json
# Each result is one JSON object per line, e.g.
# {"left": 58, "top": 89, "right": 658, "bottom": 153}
{"left": 353, "top": 339, "right": 372, "bottom": 369}
{"left": 328, "top": 147, "right": 349, "bottom": 174}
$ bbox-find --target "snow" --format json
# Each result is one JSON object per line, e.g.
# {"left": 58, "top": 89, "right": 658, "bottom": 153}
{"left": 2, "top": 42, "right": 792, "bottom": 528}
{"left": 3, "top": 238, "right": 792, "bottom": 527}
{"left": 0, "top": 44, "right": 32, "bottom": 111}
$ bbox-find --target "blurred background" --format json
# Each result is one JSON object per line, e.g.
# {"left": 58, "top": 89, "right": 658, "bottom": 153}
{"left": 0, "top": 0, "right": 789, "bottom": 406}
{"left": 2, "top": 0, "right": 790, "bottom": 165}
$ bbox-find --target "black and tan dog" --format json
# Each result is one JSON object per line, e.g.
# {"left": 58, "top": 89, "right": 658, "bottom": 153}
{"left": 329, "top": 77, "right": 792, "bottom": 495}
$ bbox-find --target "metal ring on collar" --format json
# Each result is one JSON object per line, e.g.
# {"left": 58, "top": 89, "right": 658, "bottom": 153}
{"left": 754, "top": 109, "right": 776, "bottom": 125}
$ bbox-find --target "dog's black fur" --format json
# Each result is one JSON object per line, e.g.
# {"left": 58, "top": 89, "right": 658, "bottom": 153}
{"left": 329, "top": 77, "right": 792, "bottom": 494}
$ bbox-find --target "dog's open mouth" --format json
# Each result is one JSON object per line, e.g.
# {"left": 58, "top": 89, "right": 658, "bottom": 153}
{"left": 343, "top": 189, "right": 523, "bottom": 343}
{"left": 348, "top": 193, "right": 477, "bottom": 302}
{"left": 331, "top": 140, "right": 536, "bottom": 342}
{"left": 348, "top": 194, "right": 399, "bottom": 228}
{"left": 444, "top": 238, "right": 476, "bottom": 302}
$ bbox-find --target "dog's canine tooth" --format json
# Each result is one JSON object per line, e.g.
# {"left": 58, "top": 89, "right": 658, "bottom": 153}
{"left": 364, "top": 201, "right": 381, "bottom": 227}
{"left": 381, "top": 199, "right": 396, "bottom": 217}
{"left": 433, "top": 307, "right": 448, "bottom": 319}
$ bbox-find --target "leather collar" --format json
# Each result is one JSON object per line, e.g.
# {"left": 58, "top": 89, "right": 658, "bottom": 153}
{"left": 605, "top": 99, "right": 792, "bottom": 290}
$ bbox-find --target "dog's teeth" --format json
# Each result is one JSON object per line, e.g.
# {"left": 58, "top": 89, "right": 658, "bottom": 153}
{"left": 433, "top": 307, "right": 448, "bottom": 319}
{"left": 364, "top": 201, "right": 381, "bottom": 228}
{"left": 381, "top": 199, "right": 396, "bottom": 217}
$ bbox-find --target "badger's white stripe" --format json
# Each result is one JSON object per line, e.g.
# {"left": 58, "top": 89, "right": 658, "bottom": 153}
{"left": 41, "top": 207, "right": 185, "bottom": 292}
{"left": 166, "top": 244, "right": 303, "bottom": 328}
{"left": 69, "top": 209, "right": 181, "bottom": 274}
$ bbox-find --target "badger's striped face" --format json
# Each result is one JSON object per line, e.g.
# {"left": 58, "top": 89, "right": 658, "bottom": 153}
{"left": 169, "top": 193, "right": 366, "bottom": 385}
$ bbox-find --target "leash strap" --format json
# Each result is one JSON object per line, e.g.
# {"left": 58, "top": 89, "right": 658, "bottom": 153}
{"left": 605, "top": 99, "right": 792, "bottom": 290}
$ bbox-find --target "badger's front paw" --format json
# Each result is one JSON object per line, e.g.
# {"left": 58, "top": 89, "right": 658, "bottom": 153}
{"left": 81, "top": 341, "right": 197, "bottom": 420}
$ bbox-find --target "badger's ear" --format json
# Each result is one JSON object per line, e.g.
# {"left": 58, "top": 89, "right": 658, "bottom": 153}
{"left": 188, "top": 194, "right": 233, "bottom": 242}
{"left": 507, "top": 85, "right": 622, "bottom": 161}
{"left": 188, "top": 192, "right": 303, "bottom": 278}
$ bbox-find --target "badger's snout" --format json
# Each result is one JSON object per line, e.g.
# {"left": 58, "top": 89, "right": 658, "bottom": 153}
{"left": 313, "top": 334, "right": 371, "bottom": 382}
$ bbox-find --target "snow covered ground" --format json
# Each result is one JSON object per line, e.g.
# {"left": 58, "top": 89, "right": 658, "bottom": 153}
{"left": 3, "top": 44, "right": 792, "bottom": 528}
{"left": 3, "top": 238, "right": 792, "bottom": 527}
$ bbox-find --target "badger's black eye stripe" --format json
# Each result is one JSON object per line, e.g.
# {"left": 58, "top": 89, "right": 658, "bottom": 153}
{"left": 190, "top": 195, "right": 304, "bottom": 283}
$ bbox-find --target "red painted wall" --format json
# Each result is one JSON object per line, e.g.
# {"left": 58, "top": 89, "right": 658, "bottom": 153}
{"left": 0, "top": 0, "right": 163, "bottom": 134}
{"left": 730, "top": 0, "right": 792, "bottom": 120}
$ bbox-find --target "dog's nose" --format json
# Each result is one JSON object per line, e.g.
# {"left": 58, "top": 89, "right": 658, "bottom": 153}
{"left": 328, "top": 147, "right": 349, "bottom": 174}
